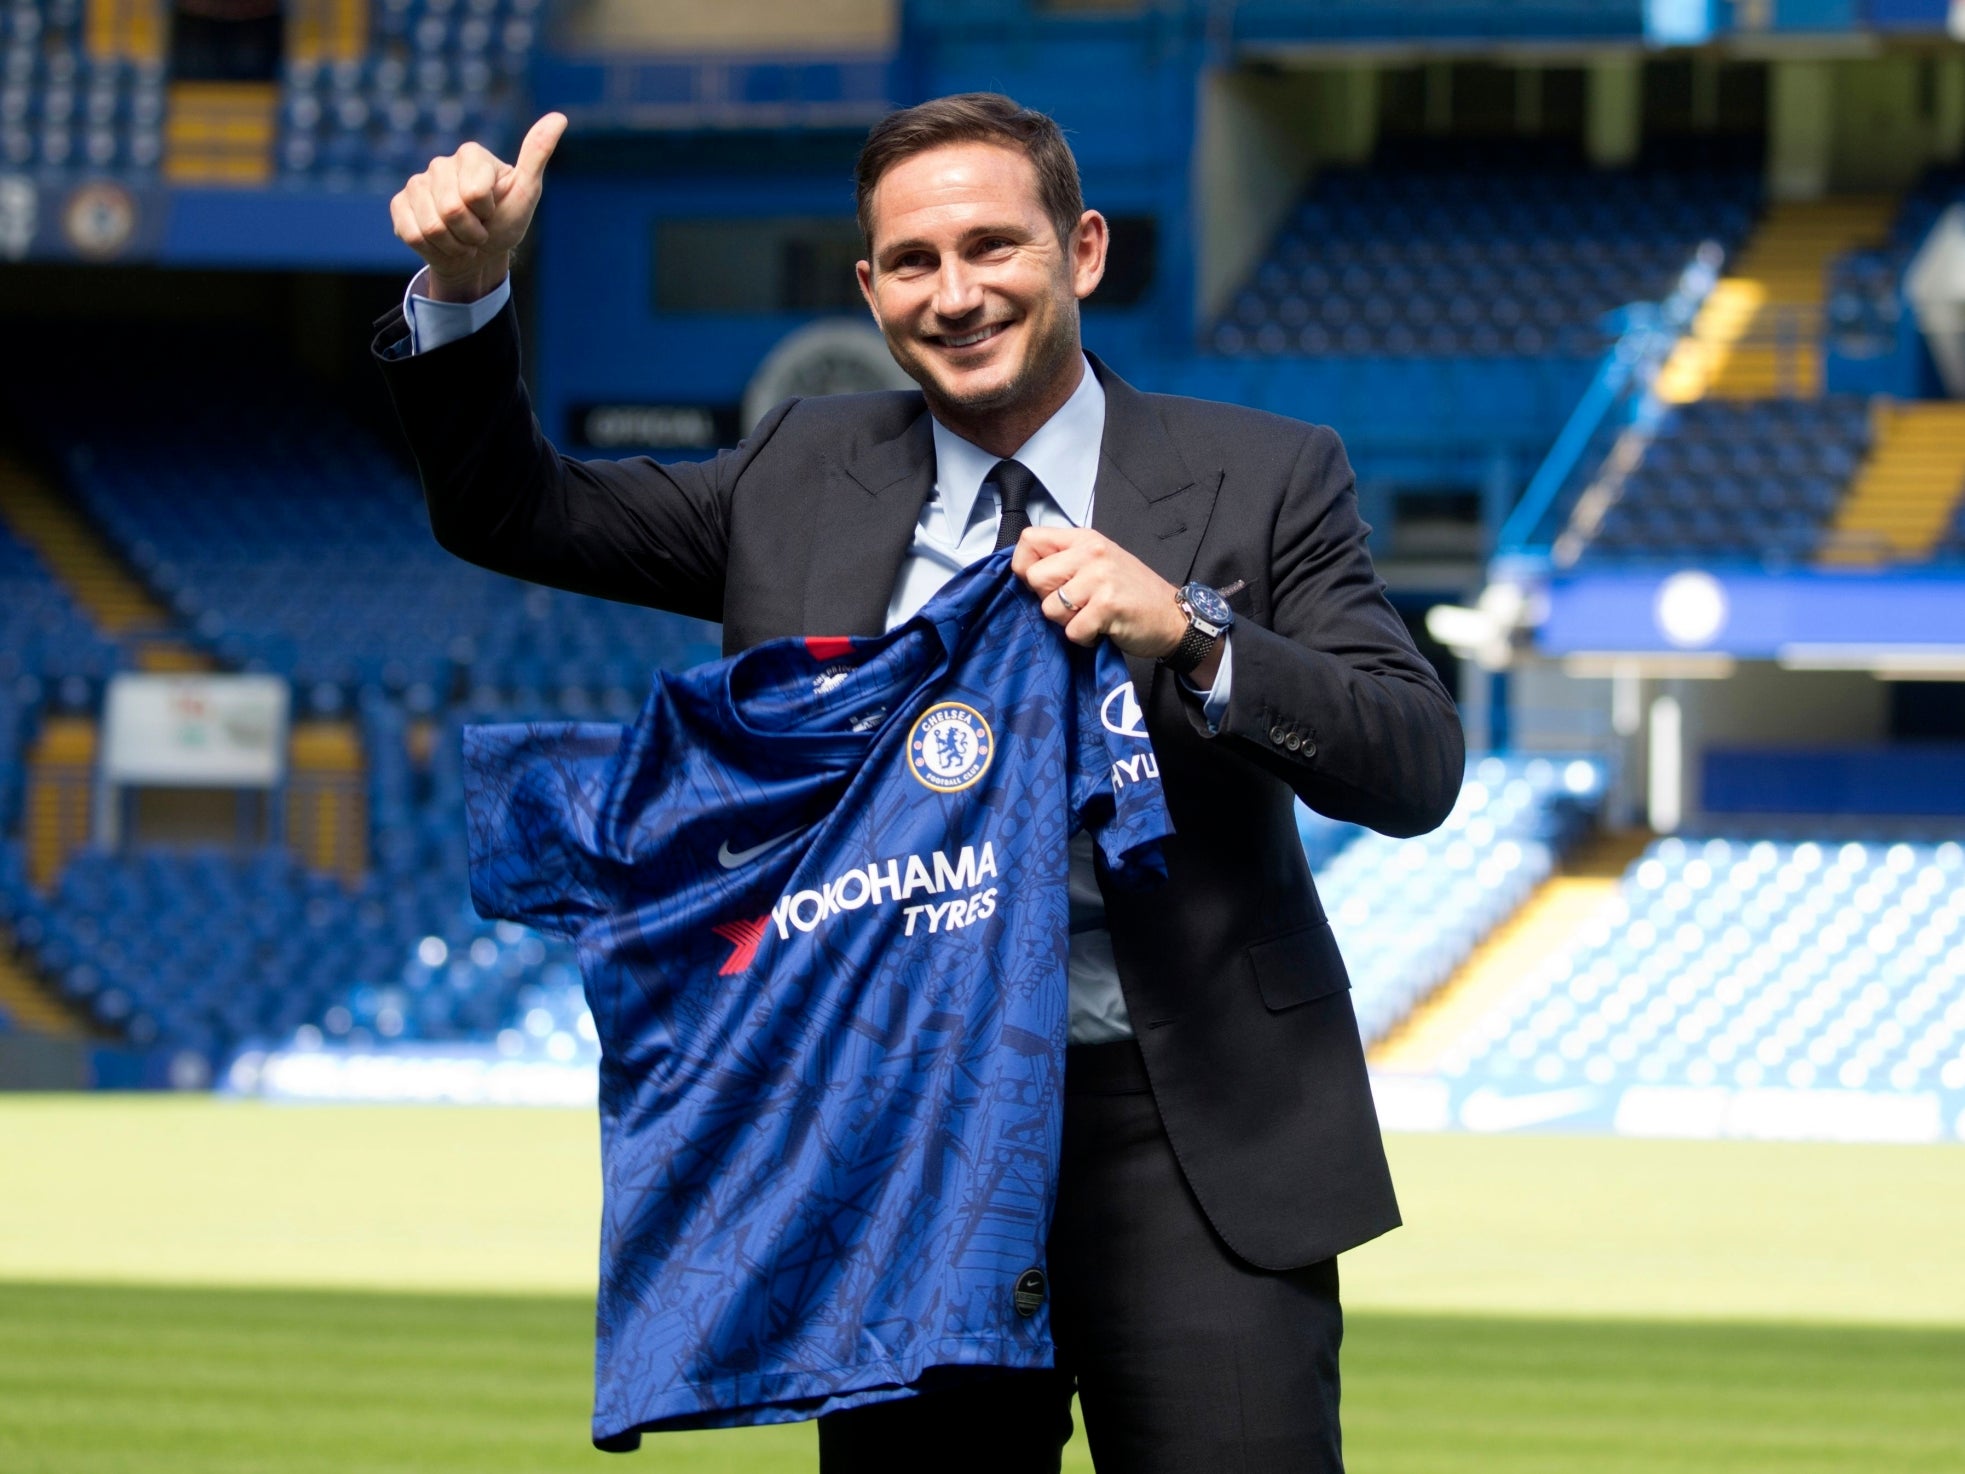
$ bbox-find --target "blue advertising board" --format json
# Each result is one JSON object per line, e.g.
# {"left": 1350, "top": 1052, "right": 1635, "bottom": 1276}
{"left": 0, "top": 173, "right": 407, "bottom": 270}
{"left": 1540, "top": 568, "right": 1965, "bottom": 658}
{"left": 0, "top": 174, "right": 169, "bottom": 264}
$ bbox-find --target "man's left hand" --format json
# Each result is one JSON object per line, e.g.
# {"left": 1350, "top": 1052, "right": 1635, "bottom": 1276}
{"left": 1012, "top": 524, "right": 1194, "bottom": 662}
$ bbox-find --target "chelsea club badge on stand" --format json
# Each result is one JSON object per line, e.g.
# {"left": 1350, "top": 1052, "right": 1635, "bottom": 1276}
{"left": 907, "top": 702, "right": 994, "bottom": 793}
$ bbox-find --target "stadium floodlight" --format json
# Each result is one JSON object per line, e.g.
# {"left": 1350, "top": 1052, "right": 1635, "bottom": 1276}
{"left": 1426, "top": 580, "right": 1531, "bottom": 671}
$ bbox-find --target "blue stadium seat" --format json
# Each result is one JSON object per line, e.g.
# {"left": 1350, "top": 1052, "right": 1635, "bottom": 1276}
{"left": 1575, "top": 396, "right": 1872, "bottom": 565}
{"left": 1311, "top": 755, "right": 1604, "bottom": 1046}
{"left": 266, "top": 0, "right": 535, "bottom": 187}
{"left": 1437, "top": 836, "right": 1965, "bottom": 1097}
{"left": 1215, "top": 144, "right": 1759, "bottom": 362}
{"left": 0, "top": 520, "right": 125, "bottom": 679}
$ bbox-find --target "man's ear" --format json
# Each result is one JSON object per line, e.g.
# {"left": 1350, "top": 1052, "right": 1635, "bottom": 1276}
{"left": 1069, "top": 210, "right": 1109, "bottom": 302}
{"left": 856, "top": 258, "right": 878, "bottom": 321}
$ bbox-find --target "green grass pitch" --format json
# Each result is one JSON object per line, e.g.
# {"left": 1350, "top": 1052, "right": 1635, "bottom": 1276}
{"left": 5, "top": 1284, "right": 1962, "bottom": 1474}
{"left": 2, "top": 1098, "right": 1962, "bottom": 1472}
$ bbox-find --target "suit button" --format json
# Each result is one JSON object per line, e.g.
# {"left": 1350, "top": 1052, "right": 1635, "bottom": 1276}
{"left": 1302, "top": 739, "right": 1317, "bottom": 758}
{"left": 1284, "top": 733, "right": 1302, "bottom": 751}
{"left": 1268, "top": 724, "right": 1287, "bottom": 745}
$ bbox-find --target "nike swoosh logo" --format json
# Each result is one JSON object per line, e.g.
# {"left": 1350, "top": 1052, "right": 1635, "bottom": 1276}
{"left": 716, "top": 830, "right": 803, "bottom": 869}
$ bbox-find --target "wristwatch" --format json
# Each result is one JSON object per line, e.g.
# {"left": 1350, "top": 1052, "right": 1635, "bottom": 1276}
{"left": 1163, "top": 582, "right": 1234, "bottom": 675}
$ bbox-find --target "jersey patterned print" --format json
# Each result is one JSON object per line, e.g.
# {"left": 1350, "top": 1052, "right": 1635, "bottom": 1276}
{"left": 461, "top": 549, "right": 1173, "bottom": 1445}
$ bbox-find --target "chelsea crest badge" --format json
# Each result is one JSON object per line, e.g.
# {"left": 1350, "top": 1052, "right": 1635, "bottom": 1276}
{"left": 907, "top": 702, "right": 994, "bottom": 793}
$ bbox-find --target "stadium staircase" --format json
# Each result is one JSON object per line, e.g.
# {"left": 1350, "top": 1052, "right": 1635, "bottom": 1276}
{"left": 164, "top": 82, "right": 278, "bottom": 187}
{"left": 1370, "top": 827, "right": 1652, "bottom": 1072}
{"left": 1656, "top": 198, "right": 1896, "bottom": 402}
{"left": 85, "top": 0, "right": 164, "bottom": 64}
{"left": 285, "top": 721, "right": 367, "bottom": 885}
{"left": 0, "top": 454, "right": 201, "bottom": 671}
{"left": 287, "top": 0, "right": 369, "bottom": 65}
{"left": 24, "top": 718, "right": 95, "bottom": 891}
{"left": 0, "top": 926, "right": 89, "bottom": 1038}
{"left": 1819, "top": 401, "right": 1965, "bottom": 567}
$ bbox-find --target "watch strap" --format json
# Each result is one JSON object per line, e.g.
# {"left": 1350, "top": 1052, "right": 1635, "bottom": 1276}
{"left": 1164, "top": 620, "right": 1216, "bottom": 676}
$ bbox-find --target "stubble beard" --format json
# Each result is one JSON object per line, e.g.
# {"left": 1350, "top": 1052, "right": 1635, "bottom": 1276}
{"left": 887, "top": 294, "right": 1081, "bottom": 438}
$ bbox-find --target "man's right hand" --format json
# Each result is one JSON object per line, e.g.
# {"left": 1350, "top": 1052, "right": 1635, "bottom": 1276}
{"left": 390, "top": 112, "right": 568, "bottom": 303}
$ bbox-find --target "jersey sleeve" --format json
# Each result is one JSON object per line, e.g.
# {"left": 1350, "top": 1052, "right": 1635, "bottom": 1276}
{"left": 1066, "top": 639, "right": 1173, "bottom": 889}
{"left": 461, "top": 721, "right": 625, "bottom": 939}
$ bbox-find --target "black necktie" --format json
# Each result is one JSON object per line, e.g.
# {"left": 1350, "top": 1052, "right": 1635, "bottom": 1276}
{"left": 991, "top": 458, "right": 1040, "bottom": 552}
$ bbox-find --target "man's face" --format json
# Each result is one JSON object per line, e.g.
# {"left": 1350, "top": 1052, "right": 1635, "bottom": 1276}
{"left": 857, "top": 141, "right": 1106, "bottom": 427}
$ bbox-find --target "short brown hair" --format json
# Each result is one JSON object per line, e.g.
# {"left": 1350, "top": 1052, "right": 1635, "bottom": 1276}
{"left": 854, "top": 92, "right": 1086, "bottom": 257}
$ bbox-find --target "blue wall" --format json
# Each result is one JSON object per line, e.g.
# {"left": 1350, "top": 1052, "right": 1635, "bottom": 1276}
{"left": 1541, "top": 569, "right": 1965, "bottom": 657}
{"left": 1705, "top": 746, "right": 1965, "bottom": 815}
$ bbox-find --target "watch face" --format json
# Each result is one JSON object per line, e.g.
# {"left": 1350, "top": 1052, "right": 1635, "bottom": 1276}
{"left": 1183, "top": 584, "right": 1233, "bottom": 626}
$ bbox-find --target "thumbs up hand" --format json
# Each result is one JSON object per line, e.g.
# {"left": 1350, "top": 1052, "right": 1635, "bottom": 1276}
{"left": 390, "top": 112, "right": 567, "bottom": 302}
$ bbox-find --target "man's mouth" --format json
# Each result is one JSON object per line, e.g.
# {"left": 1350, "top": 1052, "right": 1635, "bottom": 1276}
{"left": 930, "top": 323, "right": 1009, "bottom": 350}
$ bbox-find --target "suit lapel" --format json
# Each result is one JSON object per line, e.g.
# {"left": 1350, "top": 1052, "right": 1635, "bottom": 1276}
{"left": 797, "top": 361, "right": 1222, "bottom": 661}
{"left": 1087, "top": 356, "right": 1222, "bottom": 695}
{"left": 803, "top": 406, "right": 936, "bottom": 637}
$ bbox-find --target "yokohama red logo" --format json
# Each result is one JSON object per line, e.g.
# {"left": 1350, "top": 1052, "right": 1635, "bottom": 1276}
{"left": 711, "top": 916, "right": 770, "bottom": 975}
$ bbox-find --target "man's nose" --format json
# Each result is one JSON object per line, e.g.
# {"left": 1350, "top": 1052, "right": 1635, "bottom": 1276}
{"left": 931, "top": 259, "right": 983, "bottom": 319}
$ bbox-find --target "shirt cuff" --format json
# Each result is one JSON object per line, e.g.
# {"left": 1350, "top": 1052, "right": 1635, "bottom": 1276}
{"left": 403, "top": 266, "right": 512, "bottom": 355}
{"left": 1179, "top": 631, "right": 1233, "bottom": 735}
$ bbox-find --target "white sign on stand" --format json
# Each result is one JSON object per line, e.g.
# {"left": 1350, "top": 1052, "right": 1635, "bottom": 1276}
{"left": 101, "top": 673, "right": 291, "bottom": 788}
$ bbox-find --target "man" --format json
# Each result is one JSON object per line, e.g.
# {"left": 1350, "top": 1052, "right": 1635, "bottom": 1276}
{"left": 377, "top": 93, "right": 1463, "bottom": 1473}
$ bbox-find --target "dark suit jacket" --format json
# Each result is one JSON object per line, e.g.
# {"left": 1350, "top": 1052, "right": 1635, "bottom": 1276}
{"left": 375, "top": 303, "right": 1465, "bottom": 1271}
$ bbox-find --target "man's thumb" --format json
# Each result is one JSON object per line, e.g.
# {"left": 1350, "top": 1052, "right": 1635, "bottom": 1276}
{"left": 509, "top": 112, "right": 567, "bottom": 190}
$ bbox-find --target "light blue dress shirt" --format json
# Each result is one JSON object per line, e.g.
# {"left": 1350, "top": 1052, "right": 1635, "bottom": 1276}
{"left": 402, "top": 272, "right": 1234, "bottom": 1043}
{"left": 404, "top": 267, "right": 512, "bottom": 349}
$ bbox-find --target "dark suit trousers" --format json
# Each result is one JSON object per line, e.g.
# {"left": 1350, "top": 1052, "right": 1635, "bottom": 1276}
{"left": 817, "top": 1042, "right": 1345, "bottom": 1474}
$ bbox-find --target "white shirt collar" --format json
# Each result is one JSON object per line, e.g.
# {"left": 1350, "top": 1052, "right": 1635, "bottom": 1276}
{"left": 929, "top": 354, "right": 1105, "bottom": 534}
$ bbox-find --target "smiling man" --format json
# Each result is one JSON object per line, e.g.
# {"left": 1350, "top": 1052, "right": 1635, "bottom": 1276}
{"left": 376, "top": 93, "right": 1464, "bottom": 1473}
{"left": 855, "top": 130, "right": 1098, "bottom": 446}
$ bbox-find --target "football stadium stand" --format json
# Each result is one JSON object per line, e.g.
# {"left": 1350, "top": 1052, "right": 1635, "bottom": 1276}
{"left": 1820, "top": 398, "right": 1965, "bottom": 566}
{"left": 1420, "top": 836, "right": 1965, "bottom": 1132}
{"left": 1662, "top": 197, "right": 1895, "bottom": 402}
{"left": 1574, "top": 396, "right": 1870, "bottom": 564}
{"left": 24, "top": 355, "right": 716, "bottom": 699}
{"left": 0, "top": 0, "right": 165, "bottom": 174}
{"left": 1209, "top": 142, "right": 1759, "bottom": 361}
{"left": 0, "top": 351, "right": 715, "bottom": 1070}
{"left": 278, "top": 0, "right": 545, "bottom": 187}
{"left": 0, "top": 691, "right": 21, "bottom": 837}
{"left": 0, "top": 747, "right": 582, "bottom": 1063}
{"left": 1305, "top": 755, "right": 1603, "bottom": 1047}
{"left": 0, "top": 487, "right": 123, "bottom": 681}
{"left": 1516, "top": 183, "right": 1965, "bottom": 571}
{"left": 0, "top": 0, "right": 541, "bottom": 184}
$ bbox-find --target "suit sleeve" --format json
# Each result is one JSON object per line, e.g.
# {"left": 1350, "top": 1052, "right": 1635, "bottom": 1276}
{"left": 375, "top": 299, "right": 793, "bottom": 624}
{"left": 1200, "top": 425, "right": 1465, "bottom": 838}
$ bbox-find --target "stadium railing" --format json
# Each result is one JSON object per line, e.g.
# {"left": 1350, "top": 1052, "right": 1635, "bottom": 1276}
{"left": 1495, "top": 245, "right": 1724, "bottom": 566}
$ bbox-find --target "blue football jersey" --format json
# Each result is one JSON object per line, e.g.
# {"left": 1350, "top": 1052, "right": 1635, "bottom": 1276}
{"left": 462, "top": 549, "right": 1172, "bottom": 1444}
